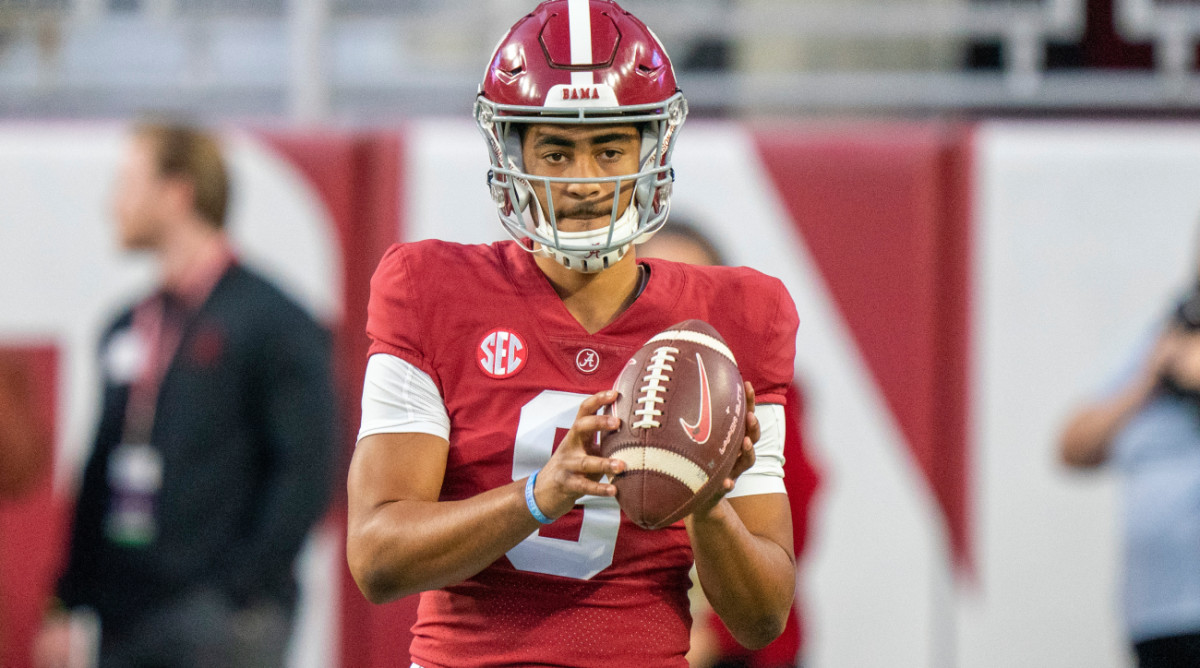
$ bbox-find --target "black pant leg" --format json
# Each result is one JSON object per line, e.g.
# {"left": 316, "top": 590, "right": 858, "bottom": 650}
{"left": 1135, "top": 631, "right": 1200, "bottom": 668}
{"left": 99, "top": 590, "right": 231, "bottom": 668}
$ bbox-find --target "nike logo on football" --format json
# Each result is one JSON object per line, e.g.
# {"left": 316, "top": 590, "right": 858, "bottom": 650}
{"left": 680, "top": 353, "right": 712, "bottom": 445}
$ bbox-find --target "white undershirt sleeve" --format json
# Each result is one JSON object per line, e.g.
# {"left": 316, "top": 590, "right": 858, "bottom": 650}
{"left": 357, "top": 354, "right": 787, "bottom": 498}
{"left": 725, "top": 403, "right": 787, "bottom": 498}
{"left": 357, "top": 353, "right": 451, "bottom": 443}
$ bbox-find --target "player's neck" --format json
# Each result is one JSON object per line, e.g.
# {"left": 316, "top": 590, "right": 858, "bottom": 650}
{"left": 535, "top": 251, "right": 642, "bottom": 335}
{"left": 155, "top": 219, "right": 228, "bottom": 295}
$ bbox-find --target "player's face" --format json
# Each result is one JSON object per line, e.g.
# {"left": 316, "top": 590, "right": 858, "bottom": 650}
{"left": 112, "top": 137, "right": 168, "bottom": 251}
{"left": 521, "top": 124, "right": 641, "bottom": 233}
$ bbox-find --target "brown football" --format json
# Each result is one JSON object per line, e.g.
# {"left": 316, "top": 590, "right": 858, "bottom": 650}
{"left": 597, "top": 319, "right": 746, "bottom": 530}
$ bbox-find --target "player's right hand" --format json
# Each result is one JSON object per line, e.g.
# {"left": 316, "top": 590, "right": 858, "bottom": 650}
{"left": 532, "top": 389, "right": 625, "bottom": 520}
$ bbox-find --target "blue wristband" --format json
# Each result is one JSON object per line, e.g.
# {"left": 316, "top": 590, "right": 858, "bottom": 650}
{"left": 525, "top": 469, "right": 553, "bottom": 525}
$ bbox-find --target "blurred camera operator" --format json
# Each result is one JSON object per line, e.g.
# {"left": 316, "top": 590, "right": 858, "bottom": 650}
{"left": 1060, "top": 281, "right": 1200, "bottom": 667}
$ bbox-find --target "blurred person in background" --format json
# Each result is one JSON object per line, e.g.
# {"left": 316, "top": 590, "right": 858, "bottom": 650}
{"left": 34, "top": 121, "right": 335, "bottom": 668}
{"left": 1059, "top": 243, "right": 1200, "bottom": 668}
{"left": 639, "top": 221, "right": 821, "bottom": 668}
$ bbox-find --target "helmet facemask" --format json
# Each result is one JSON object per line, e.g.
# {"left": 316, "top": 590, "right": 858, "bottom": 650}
{"left": 476, "top": 93, "right": 688, "bottom": 273}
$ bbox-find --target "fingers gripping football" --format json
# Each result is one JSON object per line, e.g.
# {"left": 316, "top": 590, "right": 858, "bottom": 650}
{"left": 726, "top": 381, "right": 760, "bottom": 489}
{"left": 690, "top": 381, "right": 761, "bottom": 518}
{"left": 532, "top": 389, "right": 625, "bottom": 520}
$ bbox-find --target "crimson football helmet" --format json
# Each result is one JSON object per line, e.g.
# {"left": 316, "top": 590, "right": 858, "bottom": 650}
{"left": 475, "top": 0, "right": 688, "bottom": 273}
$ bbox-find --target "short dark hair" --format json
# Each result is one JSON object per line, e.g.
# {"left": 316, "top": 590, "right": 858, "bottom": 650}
{"left": 134, "top": 121, "right": 230, "bottom": 229}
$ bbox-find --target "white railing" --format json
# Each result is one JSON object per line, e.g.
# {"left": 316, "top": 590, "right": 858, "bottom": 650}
{"left": 626, "top": 0, "right": 1085, "bottom": 93}
{"left": 1117, "top": 0, "right": 1200, "bottom": 93}
{"left": 0, "top": 0, "right": 1199, "bottom": 119}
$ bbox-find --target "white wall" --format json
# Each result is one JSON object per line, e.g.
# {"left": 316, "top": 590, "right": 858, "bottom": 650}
{"left": 960, "top": 122, "right": 1200, "bottom": 668}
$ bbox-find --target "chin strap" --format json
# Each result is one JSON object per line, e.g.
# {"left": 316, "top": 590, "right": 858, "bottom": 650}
{"left": 530, "top": 194, "right": 641, "bottom": 274}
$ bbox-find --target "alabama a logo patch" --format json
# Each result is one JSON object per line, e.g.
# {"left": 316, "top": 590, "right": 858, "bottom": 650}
{"left": 478, "top": 329, "right": 527, "bottom": 379}
{"left": 575, "top": 348, "right": 600, "bottom": 374}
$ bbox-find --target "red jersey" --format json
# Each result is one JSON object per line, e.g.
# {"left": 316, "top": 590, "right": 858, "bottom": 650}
{"left": 366, "top": 240, "right": 798, "bottom": 668}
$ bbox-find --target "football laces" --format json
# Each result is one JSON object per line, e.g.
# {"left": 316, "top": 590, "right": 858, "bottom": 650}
{"left": 632, "top": 346, "right": 677, "bottom": 429}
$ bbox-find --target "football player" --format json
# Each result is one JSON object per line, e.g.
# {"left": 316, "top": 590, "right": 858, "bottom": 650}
{"left": 347, "top": 2, "right": 799, "bottom": 665}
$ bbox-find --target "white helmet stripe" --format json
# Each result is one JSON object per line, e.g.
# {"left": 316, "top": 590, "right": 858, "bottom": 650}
{"left": 568, "top": 0, "right": 595, "bottom": 87}
{"left": 568, "top": 0, "right": 592, "bottom": 64}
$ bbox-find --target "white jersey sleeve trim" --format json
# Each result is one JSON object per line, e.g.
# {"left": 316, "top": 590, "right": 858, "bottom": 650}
{"left": 726, "top": 403, "right": 787, "bottom": 498}
{"left": 357, "top": 353, "right": 451, "bottom": 443}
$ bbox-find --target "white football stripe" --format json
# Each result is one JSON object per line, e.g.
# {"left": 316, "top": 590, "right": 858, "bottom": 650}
{"left": 568, "top": 0, "right": 595, "bottom": 88}
{"left": 646, "top": 329, "right": 737, "bottom": 367}
{"left": 610, "top": 446, "right": 710, "bottom": 493}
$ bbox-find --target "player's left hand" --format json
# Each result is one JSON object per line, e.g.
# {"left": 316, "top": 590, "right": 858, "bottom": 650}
{"left": 690, "top": 382, "right": 758, "bottom": 519}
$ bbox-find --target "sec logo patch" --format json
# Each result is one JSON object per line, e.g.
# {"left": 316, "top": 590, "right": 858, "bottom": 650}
{"left": 478, "top": 329, "right": 527, "bottom": 378}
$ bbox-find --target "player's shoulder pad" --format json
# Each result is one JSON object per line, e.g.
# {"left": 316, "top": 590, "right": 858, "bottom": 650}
{"left": 372, "top": 240, "right": 500, "bottom": 294}
{"left": 683, "top": 263, "right": 797, "bottom": 334}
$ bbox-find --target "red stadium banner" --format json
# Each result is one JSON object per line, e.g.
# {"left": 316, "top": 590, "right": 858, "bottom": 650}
{"left": 752, "top": 123, "right": 975, "bottom": 574}
{"left": 0, "top": 344, "right": 62, "bottom": 668}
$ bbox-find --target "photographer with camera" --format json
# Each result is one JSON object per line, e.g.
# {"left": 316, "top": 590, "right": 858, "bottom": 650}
{"left": 1059, "top": 285, "right": 1200, "bottom": 668}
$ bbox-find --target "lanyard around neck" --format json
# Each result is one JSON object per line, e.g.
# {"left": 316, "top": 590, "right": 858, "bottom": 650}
{"left": 121, "top": 294, "right": 189, "bottom": 444}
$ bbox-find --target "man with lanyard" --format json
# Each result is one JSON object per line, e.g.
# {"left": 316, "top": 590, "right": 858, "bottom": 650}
{"left": 35, "top": 122, "right": 334, "bottom": 668}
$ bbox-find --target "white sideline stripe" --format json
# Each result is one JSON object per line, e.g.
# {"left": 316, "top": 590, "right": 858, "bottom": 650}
{"left": 646, "top": 329, "right": 738, "bottom": 367}
{"left": 568, "top": 0, "right": 595, "bottom": 88}
{"left": 611, "top": 446, "right": 710, "bottom": 493}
